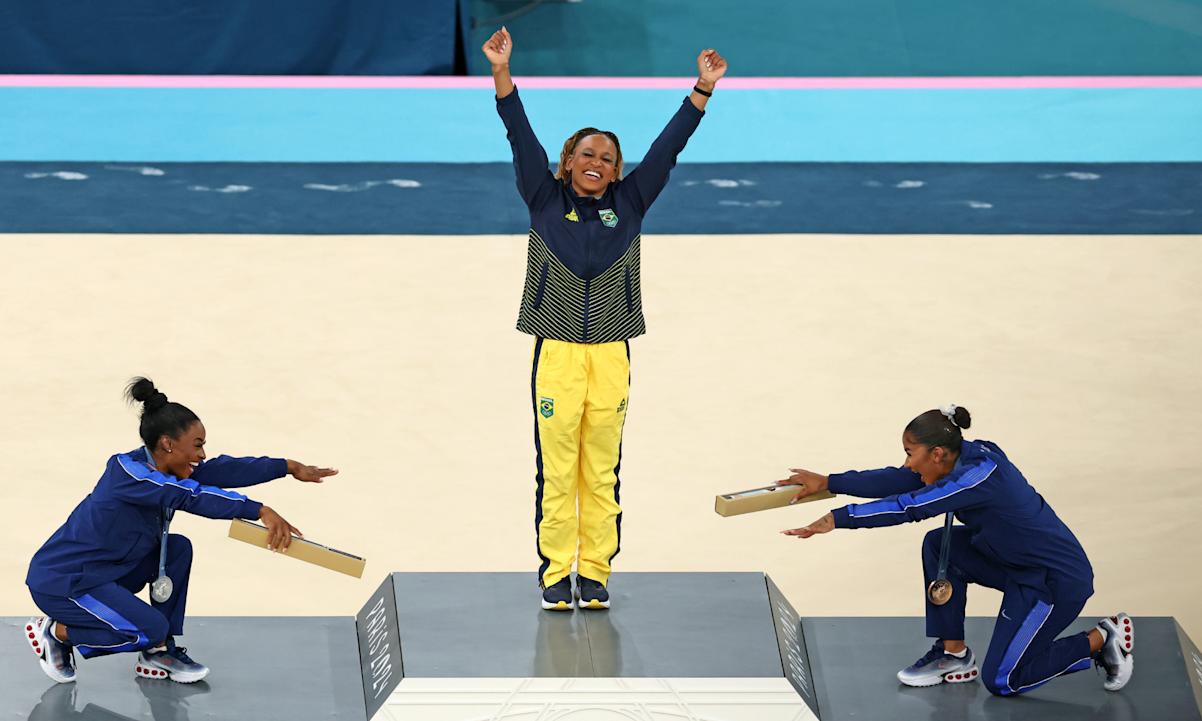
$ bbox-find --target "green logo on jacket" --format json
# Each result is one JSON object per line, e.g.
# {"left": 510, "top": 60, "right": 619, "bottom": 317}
{"left": 539, "top": 397, "right": 555, "bottom": 419}
{"left": 599, "top": 208, "right": 618, "bottom": 228}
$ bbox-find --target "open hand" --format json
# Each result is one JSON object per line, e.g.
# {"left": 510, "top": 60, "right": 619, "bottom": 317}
{"left": 776, "top": 468, "right": 829, "bottom": 503}
{"left": 259, "top": 506, "right": 303, "bottom": 551}
{"left": 697, "top": 49, "right": 728, "bottom": 85}
{"left": 782, "top": 512, "right": 835, "bottom": 539}
{"left": 482, "top": 26, "right": 513, "bottom": 67}
{"left": 287, "top": 460, "right": 338, "bottom": 484}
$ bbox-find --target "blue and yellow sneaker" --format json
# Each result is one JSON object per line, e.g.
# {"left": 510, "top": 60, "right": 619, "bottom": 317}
{"left": 541, "top": 577, "right": 575, "bottom": 611}
{"left": 576, "top": 576, "right": 610, "bottom": 610}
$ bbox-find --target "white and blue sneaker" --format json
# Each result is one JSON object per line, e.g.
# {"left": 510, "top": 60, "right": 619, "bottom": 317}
{"left": 136, "top": 638, "right": 209, "bottom": 683}
{"left": 1096, "top": 613, "right": 1134, "bottom": 691}
{"left": 24, "top": 617, "right": 75, "bottom": 684}
{"left": 897, "top": 642, "right": 979, "bottom": 687}
{"left": 541, "top": 577, "right": 575, "bottom": 611}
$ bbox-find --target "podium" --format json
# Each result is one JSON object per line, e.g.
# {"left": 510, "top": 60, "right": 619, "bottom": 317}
{"left": 2, "top": 572, "right": 1199, "bottom": 721}
{"left": 356, "top": 572, "right": 819, "bottom": 721}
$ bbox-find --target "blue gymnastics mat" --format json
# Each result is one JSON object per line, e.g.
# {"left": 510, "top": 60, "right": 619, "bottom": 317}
{"left": 2, "top": 162, "right": 1198, "bottom": 235}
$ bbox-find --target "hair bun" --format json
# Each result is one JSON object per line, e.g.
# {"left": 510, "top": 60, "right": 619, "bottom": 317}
{"left": 125, "top": 376, "right": 169, "bottom": 414}
{"left": 952, "top": 406, "right": 972, "bottom": 430}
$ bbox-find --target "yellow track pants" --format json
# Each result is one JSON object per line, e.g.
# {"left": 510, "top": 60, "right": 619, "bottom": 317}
{"left": 532, "top": 338, "right": 629, "bottom": 588}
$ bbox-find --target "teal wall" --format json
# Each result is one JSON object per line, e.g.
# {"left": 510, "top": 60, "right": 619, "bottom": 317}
{"left": 4, "top": 87, "right": 1200, "bottom": 162}
{"left": 464, "top": 0, "right": 1202, "bottom": 76}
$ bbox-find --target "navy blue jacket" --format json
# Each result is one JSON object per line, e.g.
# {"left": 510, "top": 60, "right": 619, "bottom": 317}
{"left": 27, "top": 448, "right": 283, "bottom": 597}
{"left": 497, "top": 88, "right": 704, "bottom": 342}
{"left": 829, "top": 439, "right": 1094, "bottom": 601}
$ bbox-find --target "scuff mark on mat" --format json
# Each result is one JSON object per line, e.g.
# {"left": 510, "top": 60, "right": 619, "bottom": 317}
{"left": 25, "top": 171, "right": 87, "bottom": 181}
{"left": 106, "top": 165, "right": 166, "bottom": 176}
{"left": 303, "top": 179, "right": 421, "bottom": 192}
{"left": 188, "top": 184, "right": 251, "bottom": 193}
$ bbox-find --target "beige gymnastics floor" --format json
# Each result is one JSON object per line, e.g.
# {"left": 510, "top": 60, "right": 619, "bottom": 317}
{"left": 1, "top": 234, "right": 1199, "bottom": 645}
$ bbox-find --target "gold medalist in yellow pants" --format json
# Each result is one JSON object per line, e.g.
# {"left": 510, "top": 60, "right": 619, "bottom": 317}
{"left": 532, "top": 338, "right": 629, "bottom": 588}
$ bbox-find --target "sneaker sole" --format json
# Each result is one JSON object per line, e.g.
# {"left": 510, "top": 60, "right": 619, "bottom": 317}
{"left": 1103, "top": 653, "right": 1134, "bottom": 692}
{"left": 1102, "top": 613, "right": 1134, "bottom": 692}
{"left": 135, "top": 660, "right": 208, "bottom": 684}
{"left": 25, "top": 619, "right": 75, "bottom": 684}
{"left": 541, "top": 599, "right": 575, "bottom": 611}
{"left": 1113, "top": 613, "right": 1134, "bottom": 655}
{"left": 577, "top": 599, "right": 610, "bottom": 610}
{"left": 898, "top": 665, "right": 979, "bottom": 687}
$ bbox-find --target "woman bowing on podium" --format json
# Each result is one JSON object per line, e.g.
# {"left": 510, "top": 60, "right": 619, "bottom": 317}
{"left": 24, "top": 377, "right": 335, "bottom": 684}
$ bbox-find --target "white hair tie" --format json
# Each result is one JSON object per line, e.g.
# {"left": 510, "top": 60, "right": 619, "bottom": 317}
{"left": 939, "top": 404, "right": 960, "bottom": 427}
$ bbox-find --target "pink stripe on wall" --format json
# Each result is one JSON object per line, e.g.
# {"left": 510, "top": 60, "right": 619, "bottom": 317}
{"left": 1, "top": 75, "right": 1201, "bottom": 89}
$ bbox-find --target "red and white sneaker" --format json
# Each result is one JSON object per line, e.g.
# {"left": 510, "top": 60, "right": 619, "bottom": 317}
{"left": 1097, "top": 612, "right": 1134, "bottom": 691}
{"left": 135, "top": 638, "right": 209, "bottom": 683}
{"left": 24, "top": 617, "right": 76, "bottom": 684}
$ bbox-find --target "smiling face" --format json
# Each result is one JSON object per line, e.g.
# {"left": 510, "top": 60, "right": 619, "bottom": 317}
{"left": 902, "top": 432, "right": 956, "bottom": 485}
{"left": 565, "top": 134, "right": 619, "bottom": 198}
{"left": 157, "top": 421, "right": 207, "bottom": 479}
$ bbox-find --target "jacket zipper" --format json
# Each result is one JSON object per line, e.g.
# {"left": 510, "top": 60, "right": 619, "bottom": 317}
{"left": 582, "top": 212, "right": 592, "bottom": 340}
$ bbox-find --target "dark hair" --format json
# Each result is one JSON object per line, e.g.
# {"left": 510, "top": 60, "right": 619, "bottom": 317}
{"left": 125, "top": 377, "right": 200, "bottom": 450}
{"left": 555, "top": 127, "right": 624, "bottom": 185}
{"left": 904, "top": 406, "right": 972, "bottom": 453}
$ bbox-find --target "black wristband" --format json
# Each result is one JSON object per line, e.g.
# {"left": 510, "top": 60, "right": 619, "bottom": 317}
{"left": 692, "top": 84, "right": 713, "bottom": 98}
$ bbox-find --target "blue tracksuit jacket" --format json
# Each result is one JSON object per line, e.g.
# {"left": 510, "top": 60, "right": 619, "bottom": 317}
{"left": 27, "top": 448, "right": 284, "bottom": 597}
{"left": 829, "top": 439, "right": 1094, "bottom": 601}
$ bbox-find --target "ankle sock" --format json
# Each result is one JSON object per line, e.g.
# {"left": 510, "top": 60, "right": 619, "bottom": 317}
{"left": 946, "top": 647, "right": 967, "bottom": 658}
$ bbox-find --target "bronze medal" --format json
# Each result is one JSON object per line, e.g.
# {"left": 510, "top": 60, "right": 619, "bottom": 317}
{"left": 927, "top": 511, "right": 956, "bottom": 606}
{"left": 927, "top": 578, "right": 953, "bottom": 606}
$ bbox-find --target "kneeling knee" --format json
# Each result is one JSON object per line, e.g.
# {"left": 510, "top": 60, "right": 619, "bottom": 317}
{"left": 168, "top": 533, "right": 193, "bottom": 556}
{"left": 921, "top": 528, "right": 943, "bottom": 558}
{"left": 982, "top": 677, "right": 1010, "bottom": 697}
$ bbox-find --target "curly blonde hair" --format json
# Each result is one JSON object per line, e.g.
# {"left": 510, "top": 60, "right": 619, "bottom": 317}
{"left": 554, "top": 128, "right": 624, "bottom": 186}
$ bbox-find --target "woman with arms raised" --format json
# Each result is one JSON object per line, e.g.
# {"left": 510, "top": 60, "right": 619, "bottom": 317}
{"left": 483, "top": 27, "right": 727, "bottom": 611}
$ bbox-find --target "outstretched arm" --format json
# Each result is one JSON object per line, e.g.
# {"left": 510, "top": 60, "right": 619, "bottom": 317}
{"left": 625, "top": 49, "right": 728, "bottom": 214}
{"left": 484, "top": 27, "right": 556, "bottom": 208}
{"left": 831, "top": 458, "right": 998, "bottom": 529}
{"left": 776, "top": 466, "right": 924, "bottom": 501}
{"left": 191, "top": 455, "right": 338, "bottom": 488}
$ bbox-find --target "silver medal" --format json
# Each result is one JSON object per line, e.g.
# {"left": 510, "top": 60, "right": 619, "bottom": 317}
{"left": 151, "top": 575, "right": 174, "bottom": 603}
{"left": 152, "top": 507, "right": 176, "bottom": 603}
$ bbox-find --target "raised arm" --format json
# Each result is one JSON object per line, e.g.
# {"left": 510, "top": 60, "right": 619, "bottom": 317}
{"left": 484, "top": 27, "right": 556, "bottom": 208}
{"left": 483, "top": 26, "right": 515, "bottom": 99}
{"left": 624, "top": 49, "right": 728, "bottom": 214}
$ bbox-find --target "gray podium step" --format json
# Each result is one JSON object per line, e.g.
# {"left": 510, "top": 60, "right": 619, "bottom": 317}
{"left": 4, "top": 573, "right": 1199, "bottom": 721}
{"left": 0, "top": 617, "right": 366, "bottom": 721}
{"left": 806, "top": 616, "right": 1202, "bottom": 721}
{"left": 386, "top": 571, "right": 784, "bottom": 678}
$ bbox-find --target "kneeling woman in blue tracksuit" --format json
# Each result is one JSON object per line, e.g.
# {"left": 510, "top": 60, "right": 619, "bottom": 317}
{"left": 24, "top": 377, "right": 336, "bottom": 684}
{"left": 780, "top": 406, "right": 1134, "bottom": 695}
